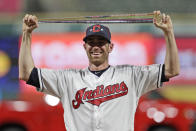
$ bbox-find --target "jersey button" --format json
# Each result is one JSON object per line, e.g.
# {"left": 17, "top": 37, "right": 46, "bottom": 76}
{"left": 96, "top": 121, "right": 101, "bottom": 129}
{"left": 96, "top": 125, "right": 100, "bottom": 129}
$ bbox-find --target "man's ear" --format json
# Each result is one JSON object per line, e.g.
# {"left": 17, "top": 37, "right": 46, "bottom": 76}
{"left": 83, "top": 43, "right": 87, "bottom": 50}
{"left": 109, "top": 43, "right": 114, "bottom": 53}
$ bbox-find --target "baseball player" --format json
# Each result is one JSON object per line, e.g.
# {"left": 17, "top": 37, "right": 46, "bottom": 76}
{"left": 19, "top": 11, "right": 180, "bottom": 131}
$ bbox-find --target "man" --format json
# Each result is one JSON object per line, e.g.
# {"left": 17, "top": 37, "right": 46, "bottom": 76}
{"left": 19, "top": 11, "right": 180, "bottom": 131}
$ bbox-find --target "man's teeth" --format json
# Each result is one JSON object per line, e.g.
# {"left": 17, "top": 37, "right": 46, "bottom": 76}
{"left": 91, "top": 52, "right": 101, "bottom": 54}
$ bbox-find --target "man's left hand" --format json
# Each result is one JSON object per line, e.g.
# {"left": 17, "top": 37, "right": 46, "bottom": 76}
{"left": 153, "top": 11, "right": 174, "bottom": 33}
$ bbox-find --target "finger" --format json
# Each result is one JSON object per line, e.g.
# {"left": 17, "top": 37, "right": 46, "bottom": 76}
{"left": 30, "top": 16, "right": 38, "bottom": 27}
{"left": 33, "top": 16, "right": 39, "bottom": 27}
{"left": 153, "top": 17, "right": 160, "bottom": 27}
{"left": 31, "top": 15, "right": 38, "bottom": 25}
{"left": 165, "top": 15, "right": 168, "bottom": 23}
{"left": 153, "top": 10, "right": 157, "bottom": 15}
{"left": 157, "top": 10, "right": 161, "bottom": 15}
{"left": 154, "top": 20, "right": 160, "bottom": 27}
{"left": 154, "top": 10, "right": 159, "bottom": 18}
{"left": 31, "top": 24, "right": 38, "bottom": 30}
{"left": 166, "top": 15, "right": 170, "bottom": 22}
{"left": 32, "top": 15, "right": 38, "bottom": 24}
{"left": 28, "top": 15, "right": 38, "bottom": 27}
{"left": 23, "top": 14, "right": 29, "bottom": 23}
{"left": 162, "top": 13, "right": 166, "bottom": 23}
{"left": 24, "top": 14, "right": 32, "bottom": 26}
{"left": 154, "top": 10, "right": 161, "bottom": 16}
{"left": 28, "top": 15, "right": 33, "bottom": 23}
{"left": 27, "top": 15, "right": 35, "bottom": 25}
{"left": 153, "top": 11, "right": 158, "bottom": 23}
{"left": 155, "top": 12, "right": 162, "bottom": 25}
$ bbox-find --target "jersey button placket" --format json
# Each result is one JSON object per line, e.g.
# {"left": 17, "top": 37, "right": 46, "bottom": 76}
{"left": 94, "top": 106, "right": 101, "bottom": 130}
{"left": 94, "top": 82, "right": 102, "bottom": 130}
{"left": 98, "top": 108, "right": 103, "bottom": 130}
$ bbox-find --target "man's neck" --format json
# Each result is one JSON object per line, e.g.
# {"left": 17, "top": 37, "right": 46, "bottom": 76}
{"left": 89, "top": 63, "right": 110, "bottom": 71}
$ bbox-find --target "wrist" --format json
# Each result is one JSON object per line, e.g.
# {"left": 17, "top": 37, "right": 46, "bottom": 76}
{"left": 22, "top": 30, "right": 32, "bottom": 36}
{"left": 163, "top": 28, "right": 174, "bottom": 35}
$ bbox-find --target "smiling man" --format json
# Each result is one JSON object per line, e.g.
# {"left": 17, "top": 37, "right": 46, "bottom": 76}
{"left": 83, "top": 24, "right": 113, "bottom": 72}
{"left": 19, "top": 11, "right": 180, "bottom": 131}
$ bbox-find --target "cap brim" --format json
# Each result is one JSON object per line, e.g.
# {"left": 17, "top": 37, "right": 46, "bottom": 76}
{"left": 83, "top": 33, "right": 110, "bottom": 43}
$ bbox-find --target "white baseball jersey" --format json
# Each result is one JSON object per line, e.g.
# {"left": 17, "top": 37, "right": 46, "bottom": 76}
{"left": 37, "top": 64, "right": 163, "bottom": 131}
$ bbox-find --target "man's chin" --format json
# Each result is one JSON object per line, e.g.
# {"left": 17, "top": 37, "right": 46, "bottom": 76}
{"left": 90, "top": 59, "right": 103, "bottom": 66}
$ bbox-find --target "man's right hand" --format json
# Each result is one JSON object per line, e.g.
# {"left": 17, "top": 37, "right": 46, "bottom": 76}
{"left": 23, "top": 14, "right": 38, "bottom": 33}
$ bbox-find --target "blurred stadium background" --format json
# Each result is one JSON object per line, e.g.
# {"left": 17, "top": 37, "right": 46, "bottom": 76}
{"left": 0, "top": 0, "right": 196, "bottom": 131}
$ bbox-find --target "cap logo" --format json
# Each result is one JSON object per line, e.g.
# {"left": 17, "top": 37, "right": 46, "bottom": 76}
{"left": 92, "top": 25, "right": 101, "bottom": 32}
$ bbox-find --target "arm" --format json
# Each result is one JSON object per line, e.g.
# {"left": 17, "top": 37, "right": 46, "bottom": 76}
{"left": 19, "top": 14, "right": 38, "bottom": 81}
{"left": 154, "top": 11, "right": 180, "bottom": 79}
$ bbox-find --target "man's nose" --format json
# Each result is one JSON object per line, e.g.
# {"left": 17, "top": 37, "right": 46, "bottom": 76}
{"left": 92, "top": 46, "right": 100, "bottom": 50}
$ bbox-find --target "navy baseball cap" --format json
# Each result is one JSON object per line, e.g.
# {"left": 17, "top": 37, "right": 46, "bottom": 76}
{"left": 83, "top": 24, "right": 111, "bottom": 43}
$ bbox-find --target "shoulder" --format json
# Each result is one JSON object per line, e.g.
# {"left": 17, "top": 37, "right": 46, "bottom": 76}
{"left": 60, "top": 68, "right": 88, "bottom": 75}
{"left": 39, "top": 68, "right": 87, "bottom": 76}
{"left": 138, "top": 64, "right": 162, "bottom": 71}
{"left": 112, "top": 64, "right": 162, "bottom": 71}
{"left": 112, "top": 65, "right": 135, "bottom": 73}
{"left": 112, "top": 64, "right": 141, "bottom": 70}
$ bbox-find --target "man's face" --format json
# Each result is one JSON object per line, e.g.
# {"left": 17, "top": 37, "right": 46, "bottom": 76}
{"left": 83, "top": 35, "right": 113, "bottom": 66}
